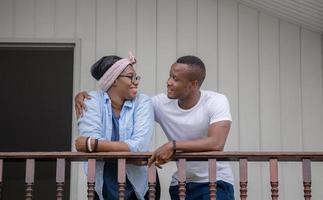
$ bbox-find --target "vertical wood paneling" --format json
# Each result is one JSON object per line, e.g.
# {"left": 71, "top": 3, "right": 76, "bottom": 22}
{"left": 238, "top": 4, "right": 260, "bottom": 151}
{"left": 15, "top": 0, "right": 35, "bottom": 37}
{"left": 218, "top": 1, "right": 239, "bottom": 197}
{"left": 96, "top": 0, "right": 116, "bottom": 59}
{"left": 76, "top": 0, "right": 96, "bottom": 91}
{"left": 218, "top": 0, "right": 239, "bottom": 151}
{"left": 301, "top": 29, "right": 323, "bottom": 150}
{"left": 0, "top": 0, "right": 14, "bottom": 37}
{"left": 177, "top": 0, "right": 197, "bottom": 56}
{"left": 35, "top": 0, "right": 55, "bottom": 38}
{"left": 238, "top": 4, "right": 262, "bottom": 200}
{"left": 137, "top": 0, "right": 157, "bottom": 96}
{"left": 259, "top": 13, "right": 280, "bottom": 199}
{"left": 259, "top": 13, "right": 280, "bottom": 151}
{"left": 197, "top": 0, "right": 218, "bottom": 90}
{"left": 301, "top": 29, "right": 323, "bottom": 199}
{"left": 156, "top": 0, "right": 177, "bottom": 94}
{"left": 280, "top": 20, "right": 303, "bottom": 200}
{"left": 55, "top": 0, "right": 76, "bottom": 38}
{"left": 116, "top": 0, "right": 136, "bottom": 56}
{"left": 156, "top": 1, "right": 178, "bottom": 199}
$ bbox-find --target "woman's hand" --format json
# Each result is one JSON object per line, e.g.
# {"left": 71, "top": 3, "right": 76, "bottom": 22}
{"left": 75, "top": 136, "right": 88, "bottom": 152}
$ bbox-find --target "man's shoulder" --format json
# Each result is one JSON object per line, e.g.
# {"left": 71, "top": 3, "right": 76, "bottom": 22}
{"left": 201, "top": 90, "right": 228, "bottom": 102}
{"left": 152, "top": 93, "right": 169, "bottom": 103}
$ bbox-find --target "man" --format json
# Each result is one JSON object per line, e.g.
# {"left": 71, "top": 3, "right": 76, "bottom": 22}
{"left": 76, "top": 55, "right": 234, "bottom": 200}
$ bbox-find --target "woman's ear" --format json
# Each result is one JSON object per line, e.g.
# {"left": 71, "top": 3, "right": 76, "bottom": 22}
{"left": 111, "top": 80, "right": 118, "bottom": 87}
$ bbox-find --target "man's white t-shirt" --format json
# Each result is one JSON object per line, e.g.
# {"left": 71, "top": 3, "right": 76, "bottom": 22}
{"left": 152, "top": 90, "right": 234, "bottom": 185}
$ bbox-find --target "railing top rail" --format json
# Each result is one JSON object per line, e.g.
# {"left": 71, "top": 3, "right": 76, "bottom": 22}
{"left": 1, "top": 151, "right": 323, "bottom": 161}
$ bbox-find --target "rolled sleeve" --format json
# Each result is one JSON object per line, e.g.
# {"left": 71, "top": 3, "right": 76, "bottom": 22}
{"left": 124, "top": 95, "right": 154, "bottom": 152}
{"left": 77, "top": 91, "right": 105, "bottom": 140}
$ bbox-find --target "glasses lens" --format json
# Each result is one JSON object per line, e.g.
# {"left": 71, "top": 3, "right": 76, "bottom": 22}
{"left": 132, "top": 76, "right": 141, "bottom": 82}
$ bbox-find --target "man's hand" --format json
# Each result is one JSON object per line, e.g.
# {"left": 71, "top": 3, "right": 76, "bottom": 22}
{"left": 75, "top": 91, "right": 91, "bottom": 118}
{"left": 75, "top": 136, "right": 88, "bottom": 152}
{"left": 148, "top": 141, "right": 174, "bottom": 168}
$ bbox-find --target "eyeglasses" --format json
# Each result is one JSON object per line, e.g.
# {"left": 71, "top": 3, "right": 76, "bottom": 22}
{"left": 118, "top": 75, "right": 141, "bottom": 83}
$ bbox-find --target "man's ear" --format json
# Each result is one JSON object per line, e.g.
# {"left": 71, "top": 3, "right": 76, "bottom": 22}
{"left": 191, "top": 80, "right": 199, "bottom": 88}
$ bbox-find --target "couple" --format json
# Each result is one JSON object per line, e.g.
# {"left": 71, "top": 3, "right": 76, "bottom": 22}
{"left": 74, "top": 52, "right": 234, "bottom": 200}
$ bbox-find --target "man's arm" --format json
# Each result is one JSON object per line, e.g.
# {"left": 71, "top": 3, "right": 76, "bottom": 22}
{"left": 148, "top": 120, "right": 231, "bottom": 167}
{"left": 75, "top": 91, "right": 91, "bottom": 118}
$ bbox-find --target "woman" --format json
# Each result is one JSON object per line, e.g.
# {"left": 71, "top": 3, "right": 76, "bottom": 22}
{"left": 75, "top": 52, "right": 160, "bottom": 200}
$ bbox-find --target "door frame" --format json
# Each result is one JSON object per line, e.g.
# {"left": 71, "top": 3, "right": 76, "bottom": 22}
{"left": 0, "top": 38, "right": 81, "bottom": 200}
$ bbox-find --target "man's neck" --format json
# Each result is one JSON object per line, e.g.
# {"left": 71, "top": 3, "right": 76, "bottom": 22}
{"left": 178, "top": 90, "right": 201, "bottom": 110}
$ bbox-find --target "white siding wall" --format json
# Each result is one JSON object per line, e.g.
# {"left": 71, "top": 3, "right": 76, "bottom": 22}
{"left": 0, "top": 0, "right": 322, "bottom": 199}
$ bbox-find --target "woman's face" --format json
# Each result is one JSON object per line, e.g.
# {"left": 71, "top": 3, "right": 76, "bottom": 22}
{"left": 116, "top": 65, "right": 139, "bottom": 100}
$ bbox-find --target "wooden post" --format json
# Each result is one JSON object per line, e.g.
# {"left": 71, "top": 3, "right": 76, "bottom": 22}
{"left": 178, "top": 159, "right": 186, "bottom": 200}
{"left": 302, "top": 159, "right": 311, "bottom": 200}
{"left": 87, "top": 159, "right": 96, "bottom": 200}
{"left": 25, "top": 159, "right": 35, "bottom": 200}
{"left": 148, "top": 164, "right": 156, "bottom": 200}
{"left": 239, "top": 159, "right": 248, "bottom": 200}
{"left": 208, "top": 159, "right": 216, "bottom": 200}
{"left": 269, "top": 159, "right": 279, "bottom": 200}
{"left": 56, "top": 158, "right": 65, "bottom": 200}
{"left": 118, "top": 159, "right": 126, "bottom": 200}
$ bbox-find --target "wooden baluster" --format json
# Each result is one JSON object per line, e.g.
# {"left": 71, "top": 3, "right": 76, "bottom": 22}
{"left": 118, "top": 159, "right": 126, "bottom": 200}
{"left": 25, "top": 159, "right": 35, "bottom": 200}
{"left": 87, "top": 159, "right": 96, "bottom": 200}
{"left": 239, "top": 159, "right": 248, "bottom": 200}
{"left": 208, "top": 159, "right": 216, "bottom": 200}
{"left": 56, "top": 158, "right": 65, "bottom": 200}
{"left": 269, "top": 159, "right": 279, "bottom": 200}
{"left": 178, "top": 159, "right": 186, "bottom": 200}
{"left": 148, "top": 164, "right": 156, "bottom": 200}
{"left": 0, "top": 159, "right": 3, "bottom": 200}
{"left": 302, "top": 159, "right": 311, "bottom": 200}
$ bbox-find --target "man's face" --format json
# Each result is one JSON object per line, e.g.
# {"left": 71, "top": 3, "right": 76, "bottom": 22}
{"left": 167, "top": 63, "right": 193, "bottom": 99}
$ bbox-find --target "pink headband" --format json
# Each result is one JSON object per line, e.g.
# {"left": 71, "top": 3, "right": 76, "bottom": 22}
{"left": 98, "top": 52, "right": 136, "bottom": 91}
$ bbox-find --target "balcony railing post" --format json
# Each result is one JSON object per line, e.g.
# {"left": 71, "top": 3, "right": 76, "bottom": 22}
{"left": 178, "top": 159, "right": 186, "bottom": 200}
{"left": 87, "top": 159, "right": 96, "bottom": 200}
{"left": 148, "top": 164, "right": 156, "bottom": 200}
{"left": 239, "top": 159, "right": 248, "bottom": 200}
{"left": 302, "top": 159, "right": 311, "bottom": 200}
{"left": 0, "top": 159, "right": 3, "bottom": 200}
{"left": 56, "top": 158, "right": 65, "bottom": 200}
{"left": 208, "top": 159, "right": 216, "bottom": 200}
{"left": 118, "top": 159, "right": 126, "bottom": 200}
{"left": 269, "top": 159, "right": 279, "bottom": 200}
{"left": 25, "top": 159, "right": 35, "bottom": 200}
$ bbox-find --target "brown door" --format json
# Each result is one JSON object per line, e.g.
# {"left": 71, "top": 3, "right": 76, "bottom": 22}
{"left": 0, "top": 45, "right": 73, "bottom": 200}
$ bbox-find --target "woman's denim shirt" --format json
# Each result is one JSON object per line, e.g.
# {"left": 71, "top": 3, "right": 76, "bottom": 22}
{"left": 78, "top": 90, "right": 154, "bottom": 200}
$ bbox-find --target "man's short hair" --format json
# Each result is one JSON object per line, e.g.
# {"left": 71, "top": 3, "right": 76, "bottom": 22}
{"left": 176, "top": 55, "right": 206, "bottom": 87}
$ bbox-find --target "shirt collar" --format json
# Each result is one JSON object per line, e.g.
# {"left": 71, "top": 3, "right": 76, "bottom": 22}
{"left": 103, "top": 92, "right": 133, "bottom": 109}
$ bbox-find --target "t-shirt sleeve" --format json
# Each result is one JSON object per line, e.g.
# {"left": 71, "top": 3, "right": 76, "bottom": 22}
{"left": 209, "top": 94, "right": 232, "bottom": 124}
{"left": 151, "top": 94, "right": 161, "bottom": 123}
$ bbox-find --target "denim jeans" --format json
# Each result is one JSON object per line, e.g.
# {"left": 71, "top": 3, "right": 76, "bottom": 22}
{"left": 94, "top": 171, "right": 161, "bottom": 200}
{"left": 169, "top": 180, "right": 234, "bottom": 200}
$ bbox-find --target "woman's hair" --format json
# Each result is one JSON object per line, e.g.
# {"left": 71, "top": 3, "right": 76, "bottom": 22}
{"left": 91, "top": 55, "right": 122, "bottom": 80}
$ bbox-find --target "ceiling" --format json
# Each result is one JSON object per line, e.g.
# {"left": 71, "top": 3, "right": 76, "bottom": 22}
{"left": 237, "top": 0, "right": 323, "bottom": 33}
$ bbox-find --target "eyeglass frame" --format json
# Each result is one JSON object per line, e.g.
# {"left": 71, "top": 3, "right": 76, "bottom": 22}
{"left": 118, "top": 75, "right": 141, "bottom": 83}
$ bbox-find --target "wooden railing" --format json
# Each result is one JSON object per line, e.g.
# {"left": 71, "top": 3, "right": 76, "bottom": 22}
{"left": 1, "top": 151, "right": 323, "bottom": 200}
